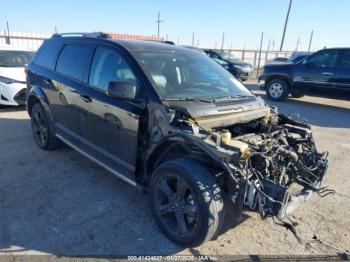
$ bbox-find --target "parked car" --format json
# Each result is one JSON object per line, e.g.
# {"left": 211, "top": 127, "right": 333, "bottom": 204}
{"left": 181, "top": 46, "right": 230, "bottom": 71}
{"left": 212, "top": 57, "right": 230, "bottom": 70}
{"left": 259, "top": 48, "right": 350, "bottom": 101}
{"left": 26, "top": 33, "right": 328, "bottom": 247}
{"left": 265, "top": 57, "right": 289, "bottom": 65}
{"left": 0, "top": 45, "right": 34, "bottom": 106}
{"left": 203, "top": 49, "right": 253, "bottom": 81}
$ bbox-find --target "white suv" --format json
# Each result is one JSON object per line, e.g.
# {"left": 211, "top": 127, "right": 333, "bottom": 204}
{"left": 0, "top": 45, "right": 34, "bottom": 106}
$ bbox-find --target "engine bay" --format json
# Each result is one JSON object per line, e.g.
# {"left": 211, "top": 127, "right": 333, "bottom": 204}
{"left": 172, "top": 106, "right": 330, "bottom": 218}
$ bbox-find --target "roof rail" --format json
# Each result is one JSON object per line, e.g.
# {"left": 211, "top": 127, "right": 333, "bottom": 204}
{"left": 51, "top": 32, "right": 110, "bottom": 39}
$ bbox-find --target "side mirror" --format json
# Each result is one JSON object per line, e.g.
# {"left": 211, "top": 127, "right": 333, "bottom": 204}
{"left": 107, "top": 81, "right": 136, "bottom": 100}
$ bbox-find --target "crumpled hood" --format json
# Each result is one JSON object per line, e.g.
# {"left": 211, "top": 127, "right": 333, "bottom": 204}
{"left": 167, "top": 96, "right": 269, "bottom": 129}
{"left": 0, "top": 67, "right": 26, "bottom": 82}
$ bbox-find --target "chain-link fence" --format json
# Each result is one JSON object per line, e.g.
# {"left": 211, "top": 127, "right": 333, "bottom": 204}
{"left": 0, "top": 31, "right": 295, "bottom": 79}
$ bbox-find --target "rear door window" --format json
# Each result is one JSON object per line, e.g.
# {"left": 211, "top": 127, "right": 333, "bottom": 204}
{"left": 339, "top": 50, "right": 350, "bottom": 69}
{"left": 35, "top": 41, "right": 62, "bottom": 70}
{"left": 56, "top": 44, "right": 92, "bottom": 82}
{"left": 308, "top": 50, "right": 339, "bottom": 68}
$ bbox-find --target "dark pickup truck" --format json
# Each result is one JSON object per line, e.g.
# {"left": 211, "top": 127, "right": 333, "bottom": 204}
{"left": 259, "top": 48, "right": 350, "bottom": 101}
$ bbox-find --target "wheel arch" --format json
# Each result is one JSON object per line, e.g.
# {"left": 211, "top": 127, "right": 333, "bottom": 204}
{"left": 265, "top": 74, "right": 293, "bottom": 87}
{"left": 27, "top": 86, "right": 55, "bottom": 132}
{"left": 143, "top": 134, "right": 233, "bottom": 188}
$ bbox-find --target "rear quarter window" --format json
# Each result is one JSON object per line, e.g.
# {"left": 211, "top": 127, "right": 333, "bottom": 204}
{"left": 34, "top": 41, "right": 62, "bottom": 70}
{"left": 56, "top": 44, "right": 92, "bottom": 82}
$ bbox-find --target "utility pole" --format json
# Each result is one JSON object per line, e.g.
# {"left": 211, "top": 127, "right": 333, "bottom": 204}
{"left": 267, "top": 38, "right": 271, "bottom": 51}
{"left": 155, "top": 12, "right": 163, "bottom": 37}
{"left": 272, "top": 40, "right": 275, "bottom": 51}
{"left": 280, "top": 0, "right": 293, "bottom": 51}
{"left": 192, "top": 32, "right": 195, "bottom": 46}
{"left": 295, "top": 37, "right": 300, "bottom": 51}
{"left": 221, "top": 32, "right": 225, "bottom": 50}
{"left": 6, "top": 21, "right": 10, "bottom": 45}
{"left": 257, "top": 32, "right": 264, "bottom": 78}
{"left": 308, "top": 30, "right": 314, "bottom": 52}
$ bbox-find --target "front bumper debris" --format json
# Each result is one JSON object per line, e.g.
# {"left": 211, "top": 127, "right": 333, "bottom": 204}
{"left": 244, "top": 158, "right": 329, "bottom": 218}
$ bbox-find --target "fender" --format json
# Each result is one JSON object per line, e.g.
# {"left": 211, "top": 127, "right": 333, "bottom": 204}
{"left": 27, "top": 86, "right": 56, "bottom": 134}
{"left": 265, "top": 72, "right": 294, "bottom": 87}
{"left": 144, "top": 130, "right": 238, "bottom": 186}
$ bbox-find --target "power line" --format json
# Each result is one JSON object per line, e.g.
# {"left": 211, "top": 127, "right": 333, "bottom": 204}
{"left": 280, "top": 0, "right": 293, "bottom": 51}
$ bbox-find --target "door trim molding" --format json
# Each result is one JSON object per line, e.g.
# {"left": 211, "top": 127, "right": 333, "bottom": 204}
{"left": 56, "top": 133, "right": 137, "bottom": 187}
{"left": 56, "top": 123, "right": 135, "bottom": 172}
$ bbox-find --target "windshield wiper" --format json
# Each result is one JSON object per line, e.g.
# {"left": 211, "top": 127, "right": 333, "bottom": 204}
{"left": 213, "top": 95, "right": 255, "bottom": 101}
{"left": 162, "top": 97, "right": 214, "bottom": 103}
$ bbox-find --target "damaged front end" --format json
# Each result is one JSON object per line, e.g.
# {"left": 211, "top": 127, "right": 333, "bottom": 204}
{"left": 170, "top": 105, "right": 330, "bottom": 218}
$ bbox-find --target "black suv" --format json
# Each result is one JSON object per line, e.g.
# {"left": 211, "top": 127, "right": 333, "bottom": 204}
{"left": 259, "top": 48, "right": 350, "bottom": 101}
{"left": 26, "top": 33, "right": 328, "bottom": 247}
{"left": 203, "top": 49, "right": 253, "bottom": 81}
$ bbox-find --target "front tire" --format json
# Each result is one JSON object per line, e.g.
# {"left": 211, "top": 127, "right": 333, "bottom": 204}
{"left": 149, "top": 158, "right": 224, "bottom": 247}
{"left": 266, "top": 79, "right": 289, "bottom": 101}
{"left": 30, "top": 103, "right": 60, "bottom": 150}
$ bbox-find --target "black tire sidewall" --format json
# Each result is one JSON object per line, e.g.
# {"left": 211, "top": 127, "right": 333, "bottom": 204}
{"left": 31, "top": 104, "right": 48, "bottom": 148}
{"left": 266, "top": 79, "right": 289, "bottom": 101}
{"left": 30, "top": 103, "right": 59, "bottom": 150}
{"left": 149, "top": 158, "right": 222, "bottom": 247}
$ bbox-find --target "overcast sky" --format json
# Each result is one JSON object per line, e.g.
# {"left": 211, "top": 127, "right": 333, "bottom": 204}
{"left": 1, "top": 0, "right": 349, "bottom": 51}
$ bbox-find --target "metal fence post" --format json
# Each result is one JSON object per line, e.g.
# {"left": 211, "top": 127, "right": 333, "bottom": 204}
{"left": 253, "top": 51, "right": 257, "bottom": 76}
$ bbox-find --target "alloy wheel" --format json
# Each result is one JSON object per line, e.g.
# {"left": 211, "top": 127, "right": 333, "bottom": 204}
{"left": 154, "top": 174, "right": 199, "bottom": 238}
{"left": 32, "top": 110, "right": 48, "bottom": 147}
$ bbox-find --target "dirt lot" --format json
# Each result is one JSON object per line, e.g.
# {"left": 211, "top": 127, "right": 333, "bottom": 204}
{"left": 0, "top": 82, "right": 349, "bottom": 257}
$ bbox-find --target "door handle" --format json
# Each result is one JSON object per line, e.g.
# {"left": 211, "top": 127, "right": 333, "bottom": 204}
{"left": 79, "top": 94, "right": 92, "bottom": 103}
{"left": 322, "top": 72, "right": 334, "bottom": 76}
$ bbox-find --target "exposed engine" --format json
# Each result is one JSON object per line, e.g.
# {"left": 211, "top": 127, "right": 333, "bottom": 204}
{"left": 223, "top": 112, "right": 329, "bottom": 217}
{"left": 172, "top": 107, "right": 330, "bottom": 218}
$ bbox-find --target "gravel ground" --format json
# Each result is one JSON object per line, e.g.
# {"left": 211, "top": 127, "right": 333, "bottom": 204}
{"left": 0, "top": 82, "right": 349, "bottom": 258}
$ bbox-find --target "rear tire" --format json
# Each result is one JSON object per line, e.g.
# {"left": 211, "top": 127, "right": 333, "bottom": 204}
{"left": 149, "top": 158, "right": 224, "bottom": 247}
{"left": 266, "top": 79, "right": 289, "bottom": 101}
{"left": 30, "top": 103, "right": 60, "bottom": 150}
